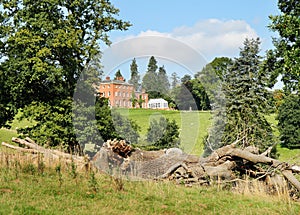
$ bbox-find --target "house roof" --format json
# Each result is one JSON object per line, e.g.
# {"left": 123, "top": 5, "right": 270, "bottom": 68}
{"left": 148, "top": 98, "right": 168, "bottom": 104}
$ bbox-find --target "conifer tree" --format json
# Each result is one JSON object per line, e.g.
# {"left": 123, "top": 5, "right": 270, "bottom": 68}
{"left": 157, "top": 66, "right": 170, "bottom": 95}
{"left": 142, "top": 56, "right": 158, "bottom": 92}
{"left": 204, "top": 38, "right": 276, "bottom": 156}
{"left": 128, "top": 58, "right": 140, "bottom": 91}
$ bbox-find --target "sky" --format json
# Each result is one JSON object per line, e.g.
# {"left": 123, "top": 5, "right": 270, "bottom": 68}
{"left": 101, "top": 0, "right": 281, "bottom": 85}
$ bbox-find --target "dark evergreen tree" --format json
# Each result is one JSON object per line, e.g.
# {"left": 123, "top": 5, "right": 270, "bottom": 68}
{"left": 277, "top": 94, "right": 300, "bottom": 149}
{"left": 157, "top": 66, "right": 170, "bottom": 95}
{"left": 128, "top": 58, "right": 140, "bottom": 91}
{"left": 205, "top": 38, "right": 276, "bottom": 156}
{"left": 114, "top": 69, "right": 123, "bottom": 80}
{"left": 170, "top": 72, "right": 180, "bottom": 89}
{"left": 142, "top": 56, "right": 158, "bottom": 93}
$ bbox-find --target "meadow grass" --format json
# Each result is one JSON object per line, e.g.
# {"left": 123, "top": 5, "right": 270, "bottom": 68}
{"left": 0, "top": 153, "right": 299, "bottom": 215}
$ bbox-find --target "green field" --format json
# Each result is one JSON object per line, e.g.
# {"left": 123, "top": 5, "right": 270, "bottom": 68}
{"left": 1, "top": 109, "right": 300, "bottom": 214}
{"left": 117, "top": 109, "right": 211, "bottom": 155}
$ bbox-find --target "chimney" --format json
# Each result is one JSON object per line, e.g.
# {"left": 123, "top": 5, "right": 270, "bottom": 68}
{"left": 117, "top": 76, "right": 124, "bottom": 81}
{"left": 106, "top": 76, "right": 110, "bottom": 81}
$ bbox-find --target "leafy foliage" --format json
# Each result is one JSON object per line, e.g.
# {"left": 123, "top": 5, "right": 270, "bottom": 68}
{"left": 266, "top": 0, "right": 300, "bottom": 93}
{"left": 142, "top": 56, "right": 170, "bottom": 98}
{"left": 0, "top": 1, "right": 130, "bottom": 149}
{"left": 196, "top": 57, "right": 233, "bottom": 105}
{"left": 277, "top": 94, "right": 300, "bottom": 149}
{"left": 174, "top": 79, "right": 210, "bottom": 110}
{"left": 95, "top": 97, "right": 140, "bottom": 145}
{"left": 146, "top": 117, "right": 179, "bottom": 149}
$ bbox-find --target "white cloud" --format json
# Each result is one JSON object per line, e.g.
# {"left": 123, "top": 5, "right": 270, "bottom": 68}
{"left": 102, "top": 19, "right": 258, "bottom": 75}
{"left": 137, "top": 19, "right": 258, "bottom": 59}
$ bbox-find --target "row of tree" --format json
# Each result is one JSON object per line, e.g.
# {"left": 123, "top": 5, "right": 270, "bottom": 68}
{"left": 0, "top": 0, "right": 299, "bottom": 156}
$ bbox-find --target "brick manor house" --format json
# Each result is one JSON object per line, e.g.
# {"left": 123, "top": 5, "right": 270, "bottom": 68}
{"left": 98, "top": 76, "right": 148, "bottom": 108}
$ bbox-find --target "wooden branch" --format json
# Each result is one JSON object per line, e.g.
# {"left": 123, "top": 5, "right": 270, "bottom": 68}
{"left": 11, "top": 137, "right": 87, "bottom": 164}
{"left": 1, "top": 142, "right": 38, "bottom": 153}
{"left": 281, "top": 170, "right": 300, "bottom": 192}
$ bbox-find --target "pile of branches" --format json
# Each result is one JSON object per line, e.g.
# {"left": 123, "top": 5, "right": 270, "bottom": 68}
{"left": 92, "top": 139, "right": 300, "bottom": 198}
{"left": 2, "top": 137, "right": 300, "bottom": 198}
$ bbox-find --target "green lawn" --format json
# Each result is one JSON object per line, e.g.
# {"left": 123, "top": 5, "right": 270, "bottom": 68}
{"left": 118, "top": 109, "right": 212, "bottom": 155}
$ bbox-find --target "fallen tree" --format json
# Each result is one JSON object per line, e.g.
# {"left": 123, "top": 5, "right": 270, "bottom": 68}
{"left": 2, "top": 137, "right": 300, "bottom": 198}
{"left": 92, "top": 139, "right": 300, "bottom": 198}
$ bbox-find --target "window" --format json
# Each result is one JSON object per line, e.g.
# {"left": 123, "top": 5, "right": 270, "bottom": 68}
{"left": 115, "top": 92, "right": 118, "bottom": 96}
{"left": 108, "top": 91, "right": 111, "bottom": 96}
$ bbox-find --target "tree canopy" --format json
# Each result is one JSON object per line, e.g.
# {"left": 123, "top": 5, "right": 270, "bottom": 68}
{"left": 0, "top": 0, "right": 130, "bottom": 150}
{"left": 266, "top": 0, "right": 300, "bottom": 93}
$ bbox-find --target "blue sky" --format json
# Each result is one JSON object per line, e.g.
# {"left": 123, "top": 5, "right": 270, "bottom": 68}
{"left": 102, "top": 0, "right": 281, "bottom": 85}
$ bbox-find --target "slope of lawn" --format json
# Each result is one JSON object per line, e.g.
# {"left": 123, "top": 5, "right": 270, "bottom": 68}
{"left": 118, "top": 109, "right": 211, "bottom": 155}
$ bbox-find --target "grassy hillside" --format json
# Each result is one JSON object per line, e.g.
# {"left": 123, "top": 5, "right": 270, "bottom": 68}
{"left": 120, "top": 109, "right": 211, "bottom": 155}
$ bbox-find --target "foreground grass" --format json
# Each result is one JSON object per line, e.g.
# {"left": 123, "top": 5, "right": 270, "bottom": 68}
{"left": 0, "top": 156, "right": 299, "bottom": 215}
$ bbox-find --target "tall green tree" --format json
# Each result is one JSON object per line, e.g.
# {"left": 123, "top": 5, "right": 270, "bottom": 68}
{"left": 170, "top": 72, "right": 180, "bottom": 89}
{"left": 128, "top": 58, "right": 140, "bottom": 91}
{"left": 157, "top": 66, "right": 170, "bottom": 95}
{"left": 205, "top": 38, "right": 276, "bottom": 155}
{"left": 142, "top": 56, "right": 158, "bottom": 93}
{"left": 0, "top": 1, "right": 130, "bottom": 150}
{"left": 266, "top": 0, "right": 300, "bottom": 93}
{"left": 114, "top": 69, "right": 123, "bottom": 80}
{"left": 265, "top": 0, "right": 300, "bottom": 149}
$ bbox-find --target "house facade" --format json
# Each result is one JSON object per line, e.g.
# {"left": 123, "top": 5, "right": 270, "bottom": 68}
{"left": 99, "top": 76, "right": 148, "bottom": 108}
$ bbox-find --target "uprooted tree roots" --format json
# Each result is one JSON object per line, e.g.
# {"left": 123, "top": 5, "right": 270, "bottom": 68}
{"left": 2, "top": 138, "right": 300, "bottom": 199}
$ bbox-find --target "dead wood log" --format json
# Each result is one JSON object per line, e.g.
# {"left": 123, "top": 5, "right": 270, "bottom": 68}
{"left": 1, "top": 142, "right": 38, "bottom": 153}
{"left": 281, "top": 170, "right": 300, "bottom": 192}
{"left": 202, "top": 143, "right": 300, "bottom": 193}
{"left": 11, "top": 137, "right": 87, "bottom": 166}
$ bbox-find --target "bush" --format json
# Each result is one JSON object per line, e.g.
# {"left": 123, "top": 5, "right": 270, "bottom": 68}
{"left": 277, "top": 94, "right": 300, "bottom": 149}
{"left": 146, "top": 117, "right": 179, "bottom": 149}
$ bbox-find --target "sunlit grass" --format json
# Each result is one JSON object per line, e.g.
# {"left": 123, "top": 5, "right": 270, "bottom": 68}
{"left": 118, "top": 109, "right": 211, "bottom": 155}
{"left": 0, "top": 153, "right": 299, "bottom": 215}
